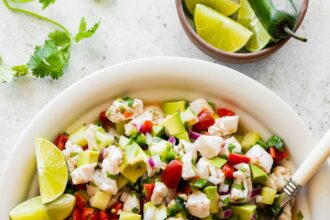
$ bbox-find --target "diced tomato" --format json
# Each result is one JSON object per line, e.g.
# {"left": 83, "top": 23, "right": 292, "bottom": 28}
{"left": 269, "top": 147, "right": 288, "bottom": 161}
{"left": 72, "top": 208, "right": 82, "bottom": 220}
{"left": 183, "top": 184, "right": 192, "bottom": 194}
{"left": 99, "top": 210, "right": 110, "bottom": 220}
{"left": 192, "top": 110, "right": 215, "bottom": 132}
{"left": 161, "top": 160, "right": 182, "bottom": 188}
{"left": 144, "top": 182, "right": 155, "bottom": 201}
{"left": 124, "top": 111, "right": 133, "bottom": 118}
{"left": 74, "top": 192, "right": 88, "bottom": 210}
{"left": 140, "top": 120, "right": 153, "bottom": 134}
{"left": 222, "top": 163, "right": 235, "bottom": 179}
{"left": 228, "top": 153, "right": 250, "bottom": 165}
{"left": 99, "top": 111, "right": 109, "bottom": 124}
{"left": 110, "top": 202, "right": 123, "bottom": 216}
{"left": 54, "top": 134, "right": 68, "bottom": 151}
{"left": 217, "top": 108, "right": 235, "bottom": 117}
{"left": 82, "top": 207, "right": 99, "bottom": 220}
{"left": 75, "top": 184, "right": 87, "bottom": 191}
{"left": 82, "top": 145, "right": 88, "bottom": 151}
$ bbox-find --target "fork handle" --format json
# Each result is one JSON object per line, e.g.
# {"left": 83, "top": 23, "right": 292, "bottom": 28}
{"left": 292, "top": 129, "right": 330, "bottom": 186}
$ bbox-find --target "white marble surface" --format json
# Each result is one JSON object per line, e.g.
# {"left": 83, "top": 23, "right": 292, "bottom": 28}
{"left": 0, "top": 0, "right": 329, "bottom": 178}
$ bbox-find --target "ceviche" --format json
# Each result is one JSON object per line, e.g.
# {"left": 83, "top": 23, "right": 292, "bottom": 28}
{"left": 10, "top": 98, "right": 294, "bottom": 220}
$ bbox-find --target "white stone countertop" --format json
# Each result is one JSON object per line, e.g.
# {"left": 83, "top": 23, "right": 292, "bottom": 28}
{"left": 0, "top": 0, "right": 329, "bottom": 178}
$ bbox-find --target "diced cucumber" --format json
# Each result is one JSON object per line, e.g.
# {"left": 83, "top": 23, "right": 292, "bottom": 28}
{"left": 77, "top": 150, "right": 99, "bottom": 167}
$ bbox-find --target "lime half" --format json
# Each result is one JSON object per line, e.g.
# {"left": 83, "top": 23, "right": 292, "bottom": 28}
{"left": 185, "top": 0, "right": 240, "bottom": 16}
{"left": 9, "top": 194, "right": 76, "bottom": 220}
{"left": 194, "top": 4, "right": 252, "bottom": 52}
{"left": 237, "top": 0, "right": 271, "bottom": 52}
{"left": 35, "top": 138, "right": 68, "bottom": 204}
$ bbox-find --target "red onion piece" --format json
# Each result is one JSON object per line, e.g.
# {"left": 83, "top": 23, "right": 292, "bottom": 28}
{"left": 251, "top": 214, "right": 257, "bottom": 220}
{"left": 188, "top": 130, "right": 201, "bottom": 140}
{"left": 223, "top": 209, "right": 232, "bottom": 218}
{"left": 101, "top": 148, "right": 107, "bottom": 159}
{"left": 250, "top": 187, "right": 261, "bottom": 200}
{"left": 148, "top": 158, "right": 156, "bottom": 168}
{"left": 168, "top": 136, "right": 176, "bottom": 145}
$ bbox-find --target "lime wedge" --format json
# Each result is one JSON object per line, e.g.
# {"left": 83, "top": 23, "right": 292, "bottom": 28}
{"left": 194, "top": 4, "right": 252, "bottom": 52}
{"left": 35, "top": 138, "right": 68, "bottom": 204}
{"left": 237, "top": 0, "right": 271, "bottom": 52}
{"left": 185, "top": 0, "right": 240, "bottom": 16}
{"left": 9, "top": 194, "right": 76, "bottom": 220}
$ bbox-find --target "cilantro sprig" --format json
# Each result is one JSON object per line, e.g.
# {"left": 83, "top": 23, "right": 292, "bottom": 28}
{"left": 0, "top": 0, "right": 100, "bottom": 82}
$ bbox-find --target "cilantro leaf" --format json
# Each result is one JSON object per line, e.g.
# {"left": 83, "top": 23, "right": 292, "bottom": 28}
{"left": 38, "top": 0, "right": 56, "bottom": 9}
{"left": 228, "top": 143, "right": 236, "bottom": 153}
{"left": 74, "top": 17, "right": 100, "bottom": 43}
{"left": 12, "top": 65, "right": 29, "bottom": 77}
{"left": 28, "top": 30, "right": 71, "bottom": 80}
{"left": 267, "top": 135, "right": 284, "bottom": 151}
{"left": 0, "top": 65, "right": 15, "bottom": 83}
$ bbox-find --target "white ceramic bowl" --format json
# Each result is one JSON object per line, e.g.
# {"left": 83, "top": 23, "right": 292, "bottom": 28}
{"left": 1, "top": 57, "right": 329, "bottom": 219}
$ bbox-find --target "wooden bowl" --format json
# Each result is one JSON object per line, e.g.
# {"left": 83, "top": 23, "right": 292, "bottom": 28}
{"left": 175, "top": 0, "right": 309, "bottom": 63}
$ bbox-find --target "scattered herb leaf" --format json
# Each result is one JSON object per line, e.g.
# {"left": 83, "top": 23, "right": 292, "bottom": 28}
{"left": 74, "top": 17, "right": 100, "bottom": 43}
{"left": 228, "top": 143, "right": 236, "bottom": 153}
{"left": 39, "top": 0, "right": 56, "bottom": 9}
{"left": 267, "top": 135, "right": 284, "bottom": 152}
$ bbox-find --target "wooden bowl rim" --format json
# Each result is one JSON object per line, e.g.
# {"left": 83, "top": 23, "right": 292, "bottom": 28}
{"left": 175, "top": 0, "right": 309, "bottom": 61}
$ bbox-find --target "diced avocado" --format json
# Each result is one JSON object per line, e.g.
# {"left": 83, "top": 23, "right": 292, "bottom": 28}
{"left": 119, "top": 136, "right": 133, "bottom": 149}
{"left": 119, "top": 211, "right": 141, "bottom": 220}
{"left": 209, "top": 157, "right": 227, "bottom": 169}
{"left": 163, "top": 112, "right": 186, "bottom": 136}
{"left": 69, "top": 126, "right": 88, "bottom": 147}
{"left": 241, "top": 132, "right": 261, "bottom": 152}
{"left": 149, "top": 139, "right": 171, "bottom": 162}
{"left": 116, "top": 175, "right": 129, "bottom": 189}
{"left": 156, "top": 205, "right": 167, "bottom": 220}
{"left": 116, "top": 121, "right": 127, "bottom": 135}
{"left": 180, "top": 108, "right": 198, "bottom": 126}
{"left": 250, "top": 164, "right": 268, "bottom": 184}
{"left": 77, "top": 150, "right": 99, "bottom": 167}
{"left": 120, "top": 143, "right": 147, "bottom": 183}
{"left": 175, "top": 211, "right": 187, "bottom": 219}
{"left": 152, "top": 125, "right": 165, "bottom": 137}
{"left": 174, "top": 131, "right": 190, "bottom": 142}
{"left": 203, "top": 186, "right": 219, "bottom": 213}
{"left": 257, "top": 187, "right": 276, "bottom": 205}
{"left": 90, "top": 189, "right": 111, "bottom": 210}
{"left": 232, "top": 205, "right": 257, "bottom": 220}
{"left": 162, "top": 101, "right": 187, "bottom": 115}
{"left": 136, "top": 133, "right": 146, "bottom": 146}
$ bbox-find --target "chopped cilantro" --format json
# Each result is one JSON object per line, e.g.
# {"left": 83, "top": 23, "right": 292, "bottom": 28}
{"left": 256, "top": 139, "right": 268, "bottom": 150}
{"left": 74, "top": 17, "right": 100, "bottom": 43}
{"left": 131, "top": 207, "right": 139, "bottom": 213}
{"left": 267, "top": 135, "right": 284, "bottom": 151}
{"left": 191, "top": 178, "right": 208, "bottom": 189}
{"left": 232, "top": 183, "right": 245, "bottom": 190}
{"left": 228, "top": 143, "right": 236, "bottom": 153}
{"left": 123, "top": 97, "right": 134, "bottom": 107}
{"left": 107, "top": 172, "right": 116, "bottom": 180}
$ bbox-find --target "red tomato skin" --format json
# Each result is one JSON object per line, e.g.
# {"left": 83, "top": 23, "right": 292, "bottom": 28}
{"left": 109, "top": 202, "right": 123, "bottom": 217}
{"left": 161, "top": 160, "right": 183, "bottom": 188}
{"left": 99, "top": 210, "right": 110, "bottom": 220}
{"left": 269, "top": 147, "right": 287, "bottom": 161}
{"left": 228, "top": 153, "right": 250, "bottom": 165}
{"left": 217, "top": 108, "right": 235, "bottom": 117}
{"left": 72, "top": 208, "right": 82, "bottom": 220}
{"left": 192, "top": 110, "right": 215, "bottom": 132}
{"left": 99, "top": 111, "right": 110, "bottom": 124}
{"left": 222, "top": 163, "right": 235, "bottom": 179}
{"left": 82, "top": 208, "right": 99, "bottom": 220}
{"left": 74, "top": 192, "right": 88, "bottom": 211}
{"left": 54, "top": 134, "right": 68, "bottom": 151}
{"left": 144, "top": 182, "right": 155, "bottom": 201}
{"left": 140, "top": 120, "right": 153, "bottom": 134}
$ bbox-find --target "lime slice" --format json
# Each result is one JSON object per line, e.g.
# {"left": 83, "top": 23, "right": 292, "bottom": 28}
{"left": 194, "top": 4, "right": 252, "bottom": 52}
{"left": 35, "top": 138, "right": 68, "bottom": 204}
{"left": 185, "top": 0, "right": 240, "bottom": 16}
{"left": 9, "top": 194, "right": 76, "bottom": 220}
{"left": 237, "top": 0, "right": 271, "bottom": 52}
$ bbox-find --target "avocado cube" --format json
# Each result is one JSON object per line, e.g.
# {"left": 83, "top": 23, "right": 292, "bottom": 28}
{"left": 162, "top": 101, "right": 187, "bottom": 115}
{"left": 174, "top": 131, "right": 190, "bottom": 142}
{"left": 163, "top": 112, "right": 186, "bottom": 136}
{"left": 136, "top": 133, "right": 146, "bottom": 146}
{"left": 119, "top": 211, "right": 141, "bottom": 220}
{"left": 116, "top": 175, "right": 129, "bottom": 189}
{"left": 250, "top": 164, "right": 268, "bottom": 183}
{"left": 258, "top": 187, "right": 276, "bottom": 205}
{"left": 241, "top": 132, "right": 261, "bottom": 152}
{"left": 69, "top": 126, "right": 88, "bottom": 147}
{"left": 151, "top": 125, "right": 165, "bottom": 137}
{"left": 77, "top": 150, "right": 99, "bottom": 167}
{"left": 90, "top": 189, "right": 111, "bottom": 210}
{"left": 203, "top": 186, "right": 219, "bottom": 213}
{"left": 116, "top": 121, "right": 127, "bottom": 135}
{"left": 209, "top": 157, "right": 227, "bottom": 169}
{"left": 120, "top": 143, "right": 147, "bottom": 183}
{"left": 232, "top": 205, "right": 257, "bottom": 220}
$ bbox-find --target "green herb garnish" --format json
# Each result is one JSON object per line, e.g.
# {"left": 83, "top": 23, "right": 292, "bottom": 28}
{"left": 267, "top": 135, "right": 284, "bottom": 151}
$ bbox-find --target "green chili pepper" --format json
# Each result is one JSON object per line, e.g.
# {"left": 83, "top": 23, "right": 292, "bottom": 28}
{"left": 248, "top": 0, "right": 307, "bottom": 42}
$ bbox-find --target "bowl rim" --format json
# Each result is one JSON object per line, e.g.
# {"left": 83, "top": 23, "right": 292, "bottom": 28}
{"left": 2, "top": 57, "right": 327, "bottom": 219}
{"left": 175, "top": 0, "right": 309, "bottom": 62}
